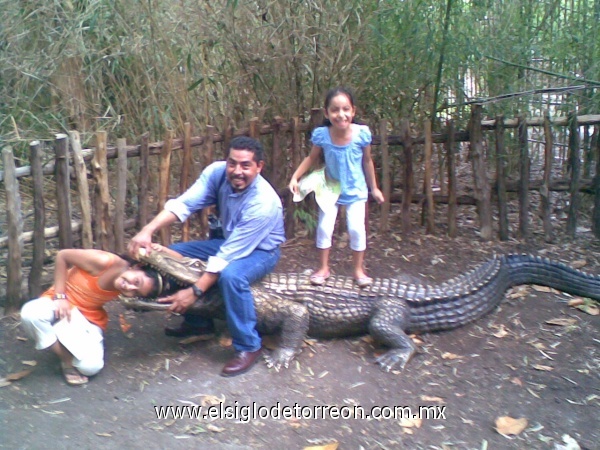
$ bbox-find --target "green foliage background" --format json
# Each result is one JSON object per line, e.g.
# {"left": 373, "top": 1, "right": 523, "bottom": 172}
{"left": 1, "top": 0, "right": 599, "bottom": 158}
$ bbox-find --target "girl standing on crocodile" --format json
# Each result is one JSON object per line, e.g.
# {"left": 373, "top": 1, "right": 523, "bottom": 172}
{"left": 20, "top": 248, "right": 164, "bottom": 385}
{"left": 289, "top": 87, "right": 384, "bottom": 287}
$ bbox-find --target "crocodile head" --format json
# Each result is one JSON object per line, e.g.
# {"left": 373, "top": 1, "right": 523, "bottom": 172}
{"left": 119, "top": 248, "right": 207, "bottom": 311}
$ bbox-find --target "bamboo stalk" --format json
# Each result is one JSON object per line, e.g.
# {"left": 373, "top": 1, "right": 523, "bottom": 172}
{"left": 470, "top": 106, "right": 493, "bottom": 240}
{"left": 285, "top": 117, "right": 301, "bottom": 238}
{"left": 400, "top": 119, "right": 413, "bottom": 234}
{"left": 181, "top": 122, "right": 193, "bottom": 242}
{"left": 138, "top": 132, "right": 150, "bottom": 230}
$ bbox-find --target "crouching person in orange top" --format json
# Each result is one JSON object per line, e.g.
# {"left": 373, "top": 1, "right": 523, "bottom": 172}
{"left": 20, "top": 249, "right": 164, "bottom": 386}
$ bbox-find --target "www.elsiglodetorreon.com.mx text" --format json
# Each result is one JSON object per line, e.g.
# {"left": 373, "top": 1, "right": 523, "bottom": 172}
{"left": 154, "top": 402, "right": 447, "bottom": 423}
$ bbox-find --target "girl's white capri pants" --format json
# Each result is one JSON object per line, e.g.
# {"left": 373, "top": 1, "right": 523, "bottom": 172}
{"left": 316, "top": 200, "right": 367, "bottom": 251}
{"left": 20, "top": 298, "right": 105, "bottom": 376}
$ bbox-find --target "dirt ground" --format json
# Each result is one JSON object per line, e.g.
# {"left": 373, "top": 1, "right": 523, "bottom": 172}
{"left": 1, "top": 204, "right": 599, "bottom": 450}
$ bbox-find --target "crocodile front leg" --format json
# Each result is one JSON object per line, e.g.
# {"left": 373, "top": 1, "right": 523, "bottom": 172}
{"left": 368, "top": 298, "right": 416, "bottom": 372}
{"left": 254, "top": 294, "right": 310, "bottom": 370}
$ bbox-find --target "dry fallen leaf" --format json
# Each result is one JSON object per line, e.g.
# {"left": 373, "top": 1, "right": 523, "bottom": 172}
{"left": 495, "top": 416, "right": 528, "bottom": 435}
{"left": 567, "top": 298, "right": 585, "bottom": 307}
{"left": 206, "top": 424, "right": 225, "bottom": 433}
{"left": 510, "top": 377, "right": 523, "bottom": 387}
{"left": 303, "top": 443, "right": 338, "bottom": 450}
{"left": 532, "top": 364, "right": 554, "bottom": 371}
{"left": 179, "top": 335, "right": 214, "bottom": 345}
{"left": 441, "top": 352, "right": 461, "bottom": 360}
{"left": 199, "top": 394, "right": 225, "bottom": 407}
{"left": 570, "top": 260, "right": 587, "bottom": 269}
{"left": 575, "top": 304, "right": 599, "bottom": 316}
{"left": 21, "top": 360, "right": 37, "bottom": 367}
{"left": 399, "top": 417, "right": 422, "bottom": 429}
{"left": 0, "top": 378, "right": 12, "bottom": 388}
{"left": 492, "top": 325, "right": 509, "bottom": 338}
{"left": 532, "top": 285, "right": 553, "bottom": 293}
{"left": 545, "top": 318, "right": 576, "bottom": 327}
{"left": 95, "top": 432, "right": 113, "bottom": 437}
{"left": 6, "top": 369, "right": 32, "bottom": 381}
{"left": 119, "top": 314, "right": 132, "bottom": 333}
{"left": 421, "top": 395, "right": 445, "bottom": 403}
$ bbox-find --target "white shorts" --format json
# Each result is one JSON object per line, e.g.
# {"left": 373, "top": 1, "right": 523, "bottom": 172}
{"left": 20, "top": 298, "right": 105, "bottom": 376}
{"left": 316, "top": 200, "right": 367, "bottom": 251}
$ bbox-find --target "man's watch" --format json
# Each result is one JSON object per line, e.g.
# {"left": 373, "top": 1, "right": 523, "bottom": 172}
{"left": 191, "top": 284, "right": 204, "bottom": 300}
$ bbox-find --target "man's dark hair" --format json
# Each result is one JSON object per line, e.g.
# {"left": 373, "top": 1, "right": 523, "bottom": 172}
{"left": 228, "top": 136, "right": 264, "bottom": 163}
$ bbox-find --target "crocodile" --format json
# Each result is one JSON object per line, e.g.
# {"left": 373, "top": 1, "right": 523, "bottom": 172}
{"left": 122, "top": 250, "right": 600, "bottom": 372}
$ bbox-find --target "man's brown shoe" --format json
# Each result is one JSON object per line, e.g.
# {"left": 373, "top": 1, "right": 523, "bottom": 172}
{"left": 221, "top": 349, "right": 263, "bottom": 377}
{"left": 164, "top": 321, "right": 215, "bottom": 338}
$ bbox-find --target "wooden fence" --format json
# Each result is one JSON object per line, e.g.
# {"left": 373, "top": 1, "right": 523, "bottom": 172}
{"left": 2, "top": 107, "right": 600, "bottom": 312}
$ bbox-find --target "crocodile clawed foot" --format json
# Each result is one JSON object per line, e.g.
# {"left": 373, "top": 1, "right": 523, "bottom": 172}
{"left": 375, "top": 349, "right": 415, "bottom": 372}
{"left": 264, "top": 347, "right": 299, "bottom": 371}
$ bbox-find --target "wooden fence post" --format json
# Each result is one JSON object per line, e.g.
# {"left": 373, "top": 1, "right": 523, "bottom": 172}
{"left": 54, "top": 133, "right": 73, "bottom": 249}
{"left": 93, "top": 130, "right": 112, "bottom": 250}
{"left": 469, "top": 105, "right": 492, "bottom": 240}
{"left": 446, "top": 120, "right": 457, "bottom": 238}
{"left": 285, "top": 117, "right": 301, "bottom": 238}
{"left": 495, "top": 115, "right": 509, "bottom": 241}
{"left": 70, "top": 131, "right": 93, "bottom": 248}
{"left": 400, "top": 119, "right": 413, "bottom": 233}
{"left": 423, "top": 119, "right": 435, "bottom": 234}
{"left": 379, "top": 119, "right": 391, "bottom": 232}
{"left": 592, "top": 125, "right": 600, "bottom": 239}
{"left": 138, "top": 132, "right": 150, "bottom": 230}
{"left": 271, "top": 116, "right": 284, "bottom": 189}
{"left": 541, "top": 112, "right": 554, "bottom": 242}
{"left": 181, "top": 122, "right": 193, "bottom": 241}
{"left": 3, "top": 147, "right": 24, "bottom": 313}
{"left": 29, "top": 141, "right": 45, "bottom": 298}
{"left": 114, "top": 138, "right": 128, "bottom": 254}
{"left": 566, "top": 112, "right": 581, "bottom": 237}
{"left": 517, "top": 114, "right": 530, "bottom": 240}
{"left": 249, "top": 117, "right": 259, "bottom": 139}
{"left": 158, "top": 130, "right": 174, "bottom": 246}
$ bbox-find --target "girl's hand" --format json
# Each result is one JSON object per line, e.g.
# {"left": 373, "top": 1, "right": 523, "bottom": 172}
{"left": 371, "top": 188, "right": 385, "bottom": 204}
{"left": 288, "top": 178, "right": 299, "bottom": 195}
{"left": 54, "top": 299, "right": 72, "bottom": 321}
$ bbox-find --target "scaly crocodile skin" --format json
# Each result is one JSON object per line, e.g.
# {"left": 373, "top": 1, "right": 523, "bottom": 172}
{"left": 122, "top": 251, "right": 600, "bottom": 372}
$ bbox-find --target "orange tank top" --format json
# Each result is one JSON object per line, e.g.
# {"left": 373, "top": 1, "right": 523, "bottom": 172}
{"left": 43, "top": 254, "right": 120, "bottom": 330}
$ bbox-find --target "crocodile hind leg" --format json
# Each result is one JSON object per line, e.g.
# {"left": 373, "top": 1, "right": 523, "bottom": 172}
{"left": 254, "top": 296, "right": 310, "bottom": 371}
{"left": 368, "top": 299, "right": 416, "bottom": 372}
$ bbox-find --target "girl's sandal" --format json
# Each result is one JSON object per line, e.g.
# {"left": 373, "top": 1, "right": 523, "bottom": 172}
{"left": 61, "top": 364, "right": 88, "bottom": 386}
{"left": 310, "top": 271, "right": 331, "bottom": 286}
{"left": 354, "top": 276, "right": 373, "bottom": 288}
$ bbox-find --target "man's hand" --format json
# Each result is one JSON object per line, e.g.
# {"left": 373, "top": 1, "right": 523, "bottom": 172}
{"left": 128, "top": 228, "right": 154, "bottom": 258}
{"left": 158, "top": 287, "right": 198, "bottom": 314}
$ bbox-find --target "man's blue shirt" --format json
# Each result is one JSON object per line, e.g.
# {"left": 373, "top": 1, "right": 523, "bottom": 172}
{"left": 164, "top": 161, "right": 285, "bottom": 265}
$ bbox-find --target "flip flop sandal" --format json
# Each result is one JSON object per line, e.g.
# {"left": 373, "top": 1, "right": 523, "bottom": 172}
{"left": 61, "top": 365, "right": 88, "bottom": 386}
{"left": 309, "top": 271, "right": 331, "bottom": 286}
{"left": 354, "top": 276, "right": 373, "bottom": 288}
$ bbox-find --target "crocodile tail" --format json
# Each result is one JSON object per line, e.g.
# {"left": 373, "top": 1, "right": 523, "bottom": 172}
{"left": 501, "top": 254, "right": 600, "bottom": 301}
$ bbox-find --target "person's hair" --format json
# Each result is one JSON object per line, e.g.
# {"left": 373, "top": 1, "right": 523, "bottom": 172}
{"left": 116, "top": 253, "right": 179, "bottom": 298}
{"left": 228, "top": 136, "right": 264, "bottom": 163}
{"left": 321, "top": 86, "right": 359, "bottom": 127}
